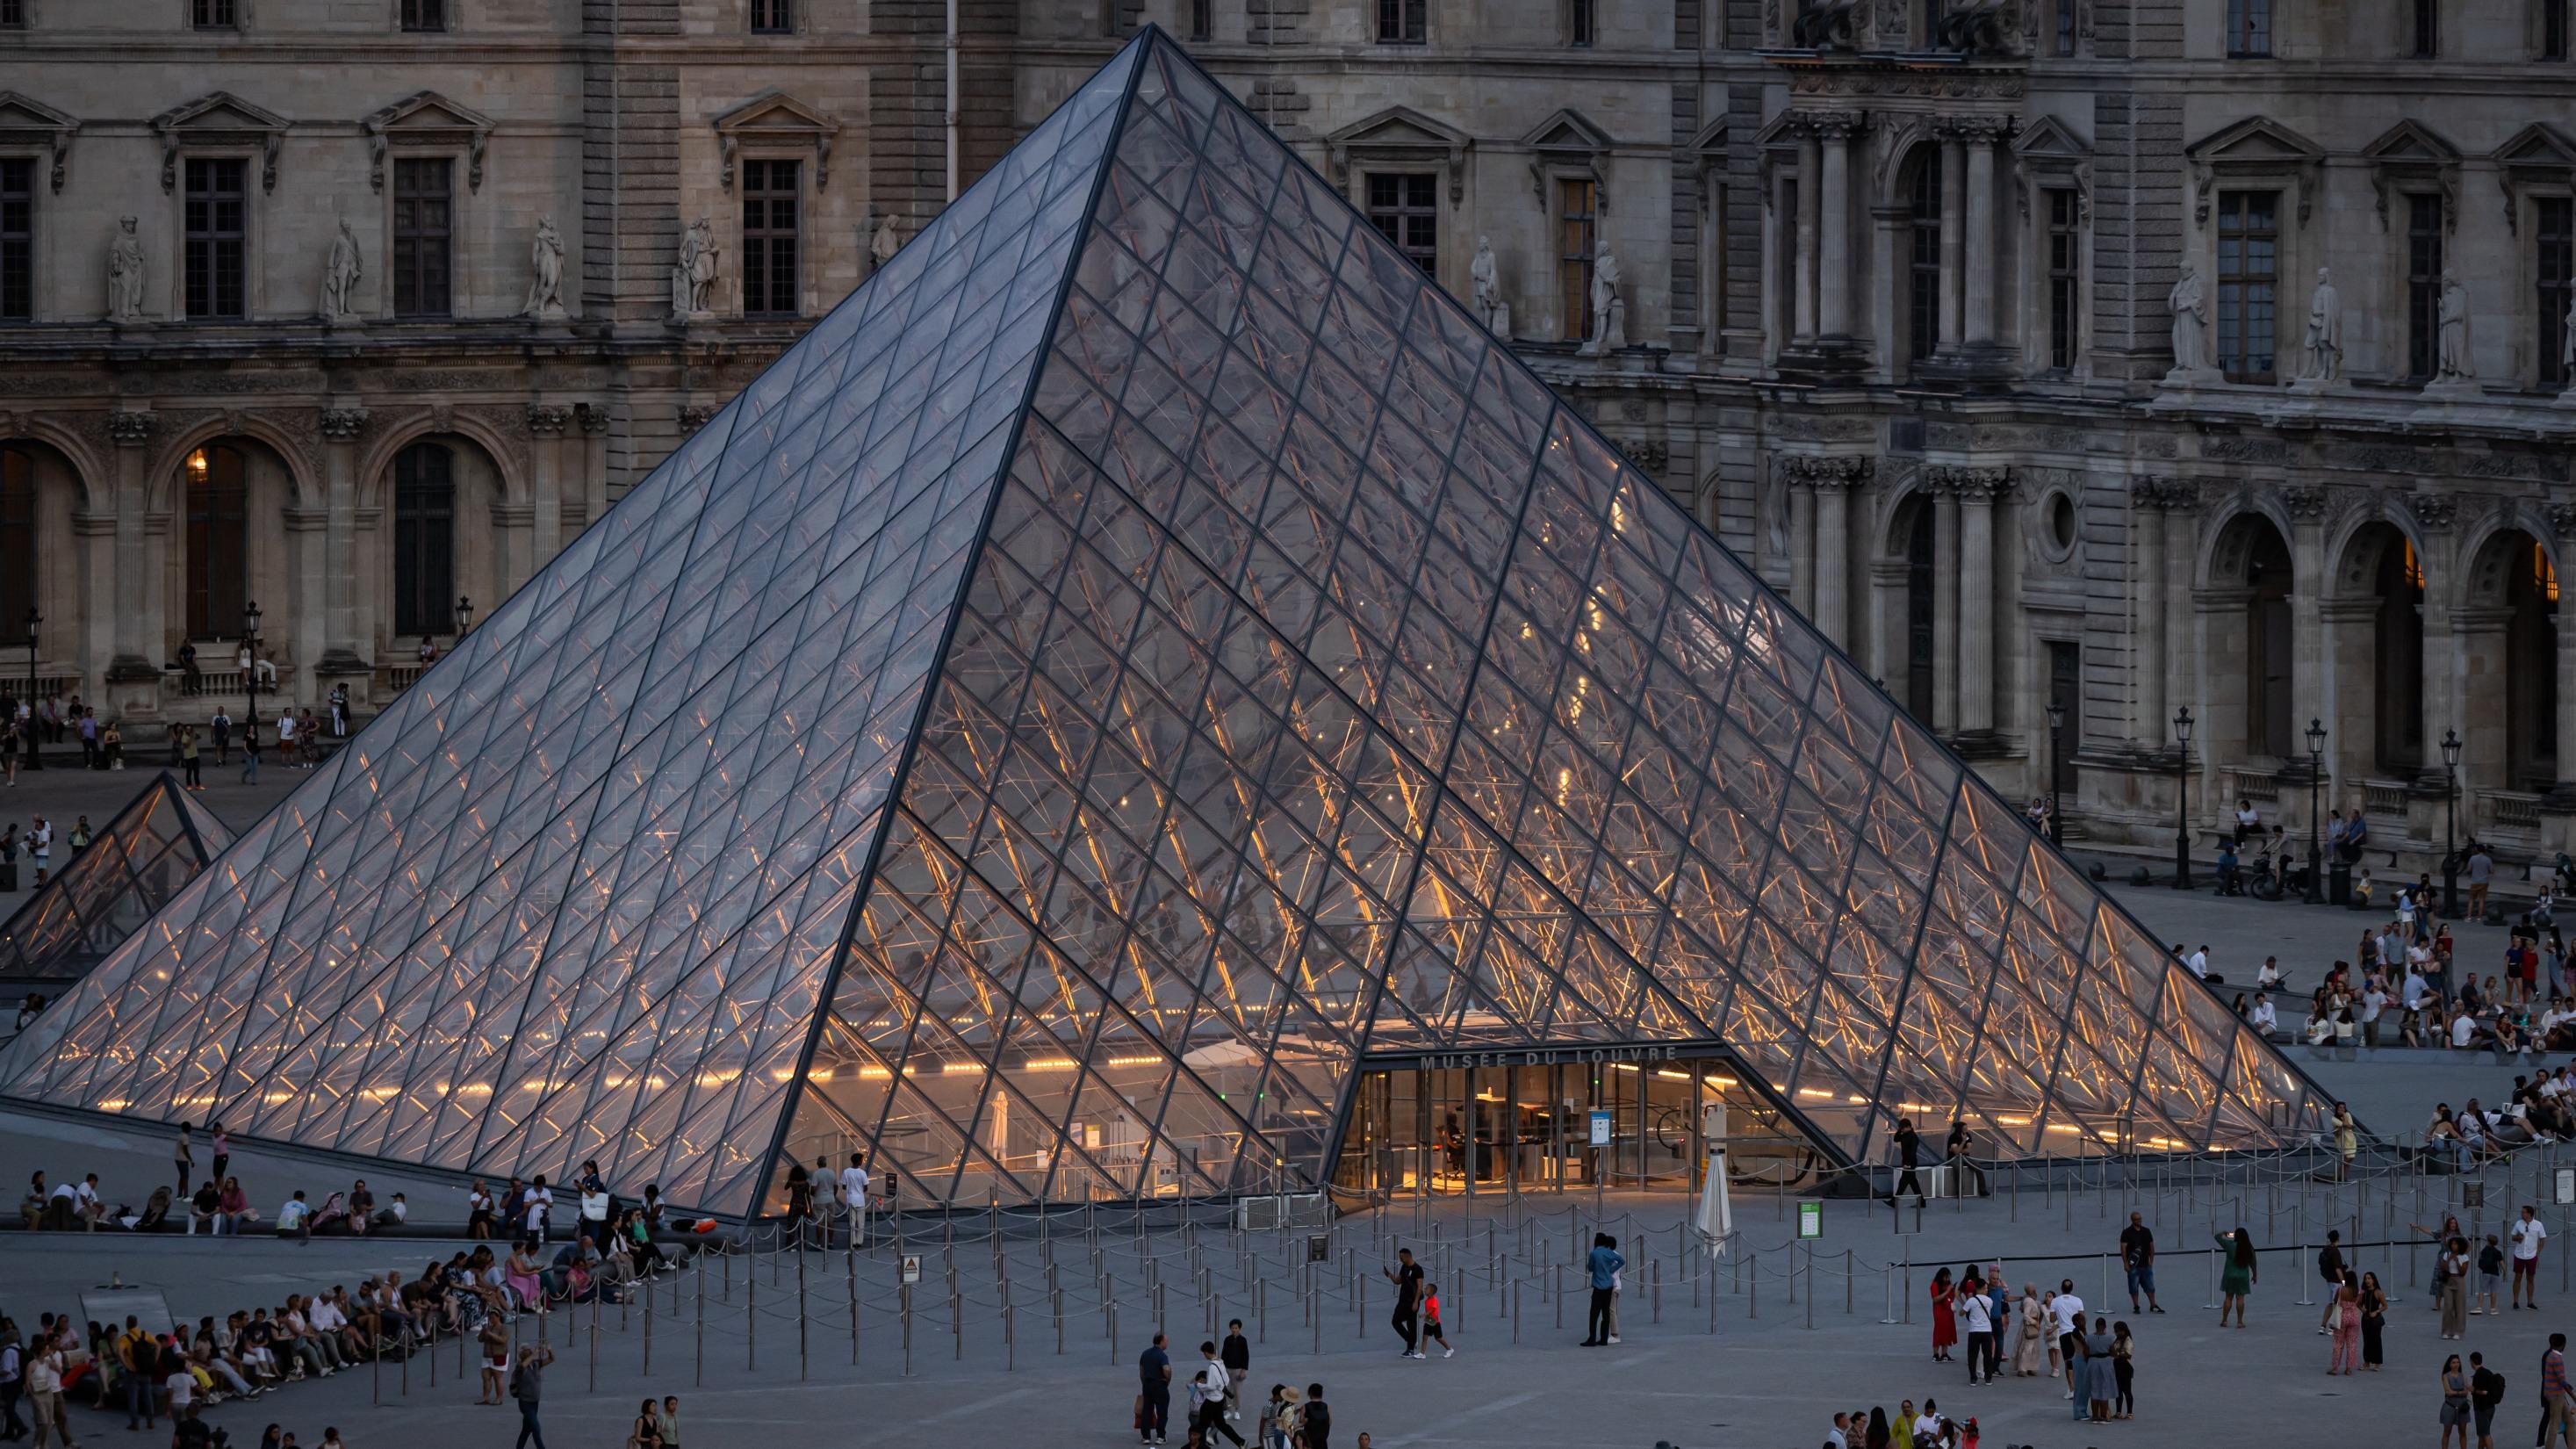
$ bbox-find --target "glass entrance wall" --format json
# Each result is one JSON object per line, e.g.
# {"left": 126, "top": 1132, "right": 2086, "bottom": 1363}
{"left": 1330, "top": 1050, "right": 1836, "bottom": 1200}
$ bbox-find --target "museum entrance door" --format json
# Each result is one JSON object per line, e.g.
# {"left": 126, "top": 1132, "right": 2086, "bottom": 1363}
{"left": 1328, "top": 1047, "right": 1832, "bottom": 1201}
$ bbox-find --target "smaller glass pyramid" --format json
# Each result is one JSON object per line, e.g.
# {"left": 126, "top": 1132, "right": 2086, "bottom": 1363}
{"left": 0, "top": 773, "right": 234, "bottom": 981}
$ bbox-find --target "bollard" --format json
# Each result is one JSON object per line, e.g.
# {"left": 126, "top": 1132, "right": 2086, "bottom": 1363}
{"left": 847, "top": 1244, "right": 859, "bottom": 1367}
{"left": 589, "top": 1291, "right": 599, "bottom": 1393}
{"left": 1903, "top": 1243, "right": 1912, "bottom": 1324}
{"left": 1555, "top": 1263, "right": 1564, "bottom": 1330}
{"left": 1004, "top": 1282, "right": 1016, "bottom": 1373}
{"left": 696, "top": 1250, "right": 706, "bottom": 1388}
{"left": 906, "top": 1282, "right": 919, "bottom": 1378}
{"left": 645, "top": 1271, "right": 656, "bottom": 1376}
{"left": 1846, "top": 1249, "right": 1854, "bottom": 1316}
{"left": 1651, "top": 1258, "right": 1662, "bottom": 1324}
{"left": 747, "top": 1257, "right": 757, "bottom": 1370}
{"left": 1750, "top": 1259, "right": 1759, "bottom": 1320}
{"left": 1514, "top": 1277, "right": 1523, "bottom": 1344}
{"left": 799, "top": 1243, "right": 810, "bottom": 1381}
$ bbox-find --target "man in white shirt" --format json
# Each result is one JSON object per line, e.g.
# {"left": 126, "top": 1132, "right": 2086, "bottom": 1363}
{"left": 2360, "top": 981, "right": 2388, "bottom": 1047}
{"left": 2514, "top": 1205, "right": 2549, "bottom": 1309}
{"left": 2405, "top": 968, "right": 2432, "bottom": 1013}
{"left": 2249, "top": 994, "right": 2278, "bottom": 1035}
{"left": 69, "top": 1173, "right": 105, "bottom": 1230}
{"left": 1192, "top": 1340, "right": 1238, "bottom": 1446}
{"left": 838, "top": 1152, "right": 871, "bottom": 1246}
{"left": 2051, "top": 1281, "right": 2084, "bottom": 1399}
{"left": 2455, "top": 1011, "right": 2481, "bottom": 1050}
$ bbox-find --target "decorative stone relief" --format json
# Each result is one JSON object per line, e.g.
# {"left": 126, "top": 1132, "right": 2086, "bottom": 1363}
{"left": 1781, "top": 455, "right": 1874, "bottom": 488}
{"left": 105, "top": 410, "right": 155, "bottom": 445}
{"left": 317, "top": 407, "right": 370, "bottom": 442}
{"left": 678, "top": 405, "right": 720, "bottom": 431}
{"left": 2407, "top": 492, "right": 2461, "bottom": 531}
{"left": 106, "top": 216, "right": 145, "bottom": 323}
{"left": 321, "top": 220, "right": 363, "bottom": 324}
{"left": 525, "top": 406, "right": 572, "bottom": 436}
{"left": 520, "top": 216, "right": 567, "bottom": 319}
{"left": 2280, "top": 485, "right": 2328, "bottom": 521}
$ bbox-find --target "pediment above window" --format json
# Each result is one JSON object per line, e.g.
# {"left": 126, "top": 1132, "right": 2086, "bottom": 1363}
{"left": 151, "top": 91, "right": 290, "bottom": 194}
{"left": 2013, "top": 115, "right": 2093, "bottom": 219}
{"left": 2493, "top": 123, "right": 2576, "bottom": 234}
{"left": 2184, "top": 115, "right": 2324, "bottom": 225}
{"left": 1522, "top": 108, "right": 1615, "bottom": 211}
{"left": 712, "top": 91, "right": 842, "bottom": 190}
{"left": 1324, "top": 105, "right": 1471, "bottom": 203}
{"left": 0, "top": 91, "right": 78, "bottom": 194}
{"left": 363, "top": 90, "right": 497, "bottom": 192}
{"left": 2361, "top": 119, "right": 2462, "bottom": 232}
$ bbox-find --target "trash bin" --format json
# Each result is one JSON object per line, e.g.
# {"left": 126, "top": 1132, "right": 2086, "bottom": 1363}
{"left": 2329, "top": 861, "right": 2350, "bottom": 905}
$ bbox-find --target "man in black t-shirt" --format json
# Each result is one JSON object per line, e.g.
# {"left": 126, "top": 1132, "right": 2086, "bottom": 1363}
{"left": 1299, "top": 1383, "right": 1330, "bottom": 1449}
{"left": 1136, "top": 1332, "right": 1171, "bottom": 1446}
{"left": 1383, "top": 1249, "right": 1424, "bottom": 1358}
{"left": 2119, "top": 1212, "right": 2161, "bottom": 1313}
{"left": 2470, "top": 1350, "right": 2504, "bottom": 1447}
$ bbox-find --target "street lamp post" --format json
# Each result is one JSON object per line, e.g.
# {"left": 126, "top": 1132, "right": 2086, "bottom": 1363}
{"left": 2304, "top": 717, "right": 2327, "bottom": 905}
{"left": 2044, "top": 697, "right": 2067, "bottom": 847}
{"left": 21, "top": 607, "right": 40, "bottom": 771}
{"left": 2441, "top": 727, "right": 2463, "bottom": 919}
{"left": 2172, "top": 706, "right": 2195, "bottom": 890}
{"left": 242, "top": 601, "right": 262, "bottom": 765}
{"left": 453, "top": 595, "right": 474, "bottom": 650}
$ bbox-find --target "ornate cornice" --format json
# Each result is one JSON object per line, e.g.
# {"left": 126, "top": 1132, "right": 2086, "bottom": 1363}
{"left": 576, "top": 402, "right": 610, "bottom": 435}
{"left": 1926, "top": 463, "right": 2012, "bottom": 500}
{"left": 2406, "top": 492, "right": 2461, "bottom": 531}
{"left": 1780, "top": 454, "right": 1874, "bottom": 488}
{"left": 1784, "top": 68, "right": 2026, "bottom": 103}
{"left": 2130, "top": 475, "right": 2196, "bottom": 511}
{"left": 677, "top": 404, "right": 720, "bottom": 431}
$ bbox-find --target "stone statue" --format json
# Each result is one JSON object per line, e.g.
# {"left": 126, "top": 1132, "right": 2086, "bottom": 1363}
{"left": 869, "top": 214, "right": 902, "bottom": 276}
{"left": 1469, "top": 235, "right": 1502, "bottom": 331}
{"left": 520, "top": 214, "right": 566, "bottom": 318}
{"left": 2294, "top": 265, "right": 2341, "bottom": 383}
{"left": 2563, "top": 292, "right": 2576, "bottom": 381}
{"left": 1580, "top": 249, "right": 1626, "bottom": 356}
{"left": 322, "top": 220, "right": 363, "bottom": 322}
{"left": 2436, "top": 270, "right": 2472, "bottom": 380}
{"left": 2167, "top": 262, "right": 2209, "bottom": 374}
{"left": 670, "top": 215, "right": 718, "bottom": 315}
{"left": 107, "top": 214, "right": 146, "bottom": 322}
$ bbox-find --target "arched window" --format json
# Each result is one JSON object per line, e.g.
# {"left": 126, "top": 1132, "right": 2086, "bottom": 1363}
{"left": 2243, "top": 523, "right": 2294, "bottom": 759}
{"left": 392, "top": 442, "right": 456, "bottom": 638}
{"left": 2372, "top": 532, "right": 2426, "bottom": 773}
{"left": 183, "top": 444, "right": 248, "bottom": 639}
{"left": 2508, "top": 539, "right": 2558, "bottom": 787}
{"left": 0, "top": 447, "right": 32, "bottom": 635}
{"left": 1907, "top": 150, "right": 1944, "bottom": 362}
{"left": 1900, "top": 497, "right": 1936, "bottom": 720}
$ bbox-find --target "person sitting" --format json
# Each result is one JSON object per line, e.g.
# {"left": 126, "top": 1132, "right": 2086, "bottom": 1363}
{"left": 186, "top": 1181, "right": 222, "bottom": 1236}
{"left": 307, "top": 1191, "right": 352, "bottom": 1236}
{"left": 2305, "top": 1006, "right": 2335, "bottom": 1047}
{"left": 2354, "top": 867, "right": 2375, "bottom": 909}
{"left": 2334, "top": 1006, "right": 2358, "bottom": 1047}
{"left": 2249, "top": 992, "right": 2279, "bottom": 1037}
{"left": 2216, "top": 839, "right": 2242, "bottom": 896}
{"left": 2452, "top": 1008, "right": 2491, "bottom": 1051}
{"left": 2257, "top": 957, "right": 2289, "bottom": 992}
{"left": 136, "top": 1185, "right": 174, "bottom": 1230}
{"left": 2425, "top": 1106, "right": 2469, "bottom": 1171}
{"left": 2493, "top": 1014, "right": 2528, "bottom": 1056}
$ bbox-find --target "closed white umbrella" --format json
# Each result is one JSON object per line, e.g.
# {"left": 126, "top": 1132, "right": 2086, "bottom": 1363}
{"left": 1694, "top": 1098, "right": 1733, "bottom": 1252}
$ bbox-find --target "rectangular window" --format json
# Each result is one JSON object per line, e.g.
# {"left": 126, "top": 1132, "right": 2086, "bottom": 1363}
{"left": 2046, "top": 187, "right": 2081, "bottom": 371}
{"left": 193, "top": 0, "right": 235, "bottom": 27}
{"left": 1364, "top": 173, "right": 1438, "bottom": 277}
{"left": 2548, "top": 0, "right": 2570, "bottom": 59}
{"left": 751, "top": 0, "right": 791, "bottom": 32}
{"left": 742, "top": 158, "right": 800, "bottom": 317}
{"left": 2540, "top": 198, "right": 2572, "bottom": 387}
{"left": 1188, "top": 0, "right": 1209, "bottom": 38}
{"left": 399, "top": 0, "right": 444, "bottom": 30}
{"left": 2406, "top": 193, "right": 2443, "bottom": 380}
{"left": 1557, "top": 177, "right": 1596, "bottom": 342}
{"left": 2214, "top": 190, "right": 2277, "bottom": 381}
{"left": 2225, "top": 0, "right": 2270, "bottom": 54}
{"left": 2046, "top": 640, "right": 2083, "bottom": 796}
{"left": 1569, "top": 0, "right": 1594, "bottom": 45}
{"left": 2412, "top": 0, "right": 2438, "bottom": 54}
{"left": 0, "top": 159, "right": 28, "bottom": 321}
{"left": 2054, "top": 0, "right": 2076, "bottom": 52}
{"left": 0, "top": 0, "right": 25, "bottom": 28}
{"left": 392, "top": 157, "right": 452, "bottom": 319}
{"left": 1377, "top": 0, "right": 1425, "bottom": 43}
{"left": 183, "top": 158, "right": 247, "bottom": 321}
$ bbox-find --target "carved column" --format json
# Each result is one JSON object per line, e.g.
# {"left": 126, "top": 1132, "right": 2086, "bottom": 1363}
{"left": 1784, "top": 456, "right": 1872, "bottom": 648}
{"left": 577, "top": 403, "right": 611, "bottom": 530}
{"left": 1933, "top": 479, "right": 1962, "bottom": 732}
{"left": 318, "top": 407, "right": 370, "bottom": 674}
{"left": 104, "top": 409, "right": 159, "bottom": 697}
{"left": 2410, "top": 494, "right": 2464, "bottom": 791}
{"left": 1932, "top": 465, "right": 2009, "bottom": 739}
{"left": 2555, "top": 506, "right": 2576, "bottom": 791}
{"left": 1962, "top": 122, "right": 2000, "bottom": 348}
{"left": 1817, "top": 112, "right": 1860, "bottom": 341}
{"left": 2132, "top": 479, "right": 2170, "bottom": 743}
{"left": 528, "top": 405, "right": 572, "bottom": 573}
{"left": 1787, "top": 469, "right": 1817, "bottom": 616}
{"left": 1794, "top": 123, "right": 1822, "bottom": 343}
{"left": 1939, "top": 130, "right": 1966, "bottom": 353}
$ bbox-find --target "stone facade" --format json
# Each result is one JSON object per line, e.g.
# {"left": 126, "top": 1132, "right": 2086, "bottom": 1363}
{"left": 7, "top": 0, "right": 2576, "bottom": 877}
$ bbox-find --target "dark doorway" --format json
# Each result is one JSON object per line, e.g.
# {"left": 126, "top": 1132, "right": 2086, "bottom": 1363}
{"left": 1903, "top": 499, "right": 1936, "bottom": 721}
{"left": 2507, "top": 537, "right": 2559, "bottom": 789}
{"left": 2371, "top": 530, "right": 2426, "bottom": 774}
{"left": 2244, "top": 523, "right": 2294, "bottom": 759}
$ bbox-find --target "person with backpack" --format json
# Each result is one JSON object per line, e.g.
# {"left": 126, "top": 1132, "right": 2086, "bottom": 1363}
{"left": 2472, "top": 1352, "right": 2506, "bottom": 1449}
{"left": 509, "top": 1344, "right": 554, "bottom": 1449}
{"left": 1191, "top": 1342, "right": 1243, "bottom": 1448}
{"left": 2478, "top": 1235, "right": 2508, "bottom": 1318}
{"left": 1298, "top": 1383, "right": 1329, "bottom": 1449}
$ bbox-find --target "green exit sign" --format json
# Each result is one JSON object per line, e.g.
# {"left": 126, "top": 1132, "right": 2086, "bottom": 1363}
{"left": 1798, "top": 1201, "right": 1823, "bottom": 1239}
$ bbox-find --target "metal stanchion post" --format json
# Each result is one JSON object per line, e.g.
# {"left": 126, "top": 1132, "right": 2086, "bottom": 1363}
{"left": 906, "top": 1283, "right": 918, "bottom": 1378}
{"left": 798, "top": 1245, "right": 810, "bottom": 1381}
{"left": 645, "top": 1272, "right": 655, "bottom": 1376}
{"left": 1846, "top": 1249, "right": 1854, "bottom": 1315}
{"left": 1804, "top": 1245, "right": 1814, "bottom": 1330}
{"left": 1652, "top": 1258, "right": 1662, "bottom": 1324}
{"left": 695, "top": 1252, "right": 705, "bottom": 1388}
{"left": 747, "top": 1255, "right": 756, "bottom": 1370}
{"left": 588, "top": 1294, "right": 599, "bottom": 1393}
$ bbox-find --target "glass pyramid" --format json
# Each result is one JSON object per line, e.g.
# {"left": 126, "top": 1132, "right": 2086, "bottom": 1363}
{"left": 0, "top": 32, "right": 2329, "bottom": 1215}
{"left": 0, "top": 772, "right": 234, "bottom": 982}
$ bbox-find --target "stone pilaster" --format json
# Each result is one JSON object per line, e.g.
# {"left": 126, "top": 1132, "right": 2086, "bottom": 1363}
{"left": 1932, "top": 465, "right": 2013, "bottom": 743}
{"left": 318, "top": 406, "right": 371, "bottom": 674}
{"left": 1781, "top": 455, "right": 1873, "bottom": 647}
{"left": 104, "top": 409, "right": 158, "bottom": 694}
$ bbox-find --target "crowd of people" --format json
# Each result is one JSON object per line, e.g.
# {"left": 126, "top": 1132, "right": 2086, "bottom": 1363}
{"left": 1136, "top": 1318, "right": 1351, "bottom": 1449}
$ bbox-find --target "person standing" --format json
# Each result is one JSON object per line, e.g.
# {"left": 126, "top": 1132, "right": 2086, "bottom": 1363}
{"left": 837, "top": 1153, "right": 870, "bottom": 1248}
{"left": 2540, "top": 1333, "right": 2574, "bottom": 1449}
{"left": 24, "top": 1328, "right": 68, "bottom": 1449}
{"left": 2442, "top": 1236, "right": 2474, "bottom": 1339}
{"left": 2315, "top": 1230, "right": 2346, "bottom": 1333}
{"left": 209, "top": 709, "right": 230, "bottom": 767}
{"left": 173, "top": 1124, "right": 193, "bottom": 1197}
{"left": 2514, "top": 1206, "right": 2549, "bottom": 1311}
{"left": 27, "top": 817, "right": 46, "bottom": 888}
{"left": 1956, "top": 1272, "right": 1994, "bottom": 1385}
{"left": 2327, "top": 1269, "right": 2361, "bottom": 1374}
{"left": 2119, "top": 1212, "right": 2161, "bottom": 1313}
{"left": 2360, "top": 1271, "right": 2389, "bottom": 1371}
{"left": 1137, "top": 1331, "right": 1172, "bottom": 1447}
{"left": 1298, "top": 1383, "right": 1329, "bottom": 1449}
{"left": 1579, "top": 1234, "right": 1622, "bottom": 1347}
{"left": 177, "top": 725, "right": 201, "bottom": 790}
{"left": 1417, "top": 1283, "right": 1451, "bottom": 1359}
{"left": 1220, "top": 1319, "right": 1250, "bottom": 1418}
{"left": 2442, "top": 1353, "right": 2472, "bottom": 1449}
{"left": 2111, "top": 1320, "right": 2136, "bottom": 1419}
{"left": 2215, "top": 1229, "right": 2256, "bottom": 1327}
{"left": 1382, "top": 1248, "right": 1424, "bottom": 1359}
{"left": 2050, "top": 1280, "right": 2084, "bottom": 1400}
{"left": 655, "top": 1397, "right": 680, "bottom": 1449}
{"left": 509, "top": 1345, "right": 554, "bottom": 1449}
{"left": 238, "top": 719, "right": 258, "bottom": 783}
{"left": 2472, "top": 1351, "right": 2505, "bottom": 1449}
{"left": 2011, "top": 1284, "right": 2048, "bottom": 1376}
{"left": 2083, "top": 1316, "right": 2116, "bottom": 1423}
{"left": 2478, "top": 1234, "right": 2507, "bottom": 1317}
